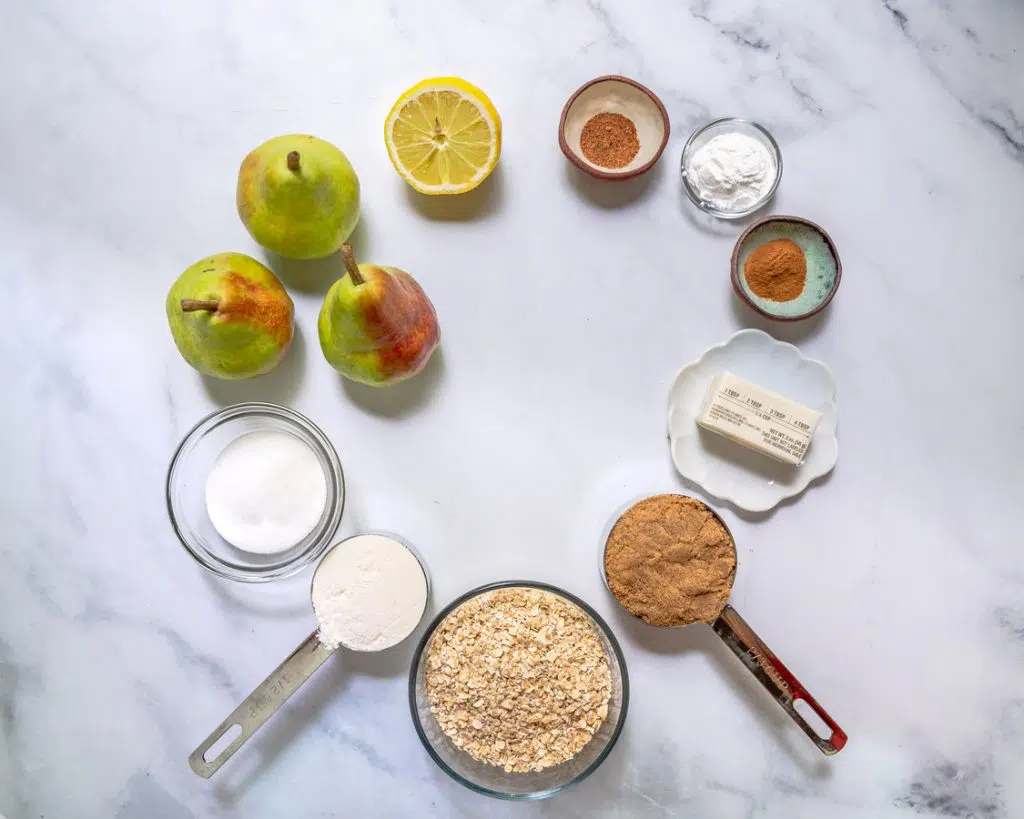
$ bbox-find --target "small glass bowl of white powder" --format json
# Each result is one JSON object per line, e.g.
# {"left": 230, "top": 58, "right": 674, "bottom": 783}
{"left": 167, "top": 402, "right": 344, "bottom": 582}
{"left": 681, "top": 118, "right": 782, "bottom": 219}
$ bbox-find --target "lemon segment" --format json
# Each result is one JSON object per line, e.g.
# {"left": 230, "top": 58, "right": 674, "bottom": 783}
{"left": 385, "top": 78, "right": 501, "bottom": 195}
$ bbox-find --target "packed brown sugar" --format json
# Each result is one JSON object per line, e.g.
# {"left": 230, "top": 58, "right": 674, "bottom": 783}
{"left": 604, "top": 495, "right": 736, "bottom": 627}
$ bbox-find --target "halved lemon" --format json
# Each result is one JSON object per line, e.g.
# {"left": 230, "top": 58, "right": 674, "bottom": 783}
{"left": 385, "top": 77, "right": 501, "bottom": 195}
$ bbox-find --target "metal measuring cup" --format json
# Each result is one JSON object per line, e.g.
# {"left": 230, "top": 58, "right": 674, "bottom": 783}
{"left": 601, "top": 495, "right": 847, "bottom": 755}
{"left": 189, "top": 533, "right": 431, "bottom": 778}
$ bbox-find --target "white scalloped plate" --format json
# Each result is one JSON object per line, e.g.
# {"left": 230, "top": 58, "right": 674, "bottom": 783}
{"left": 668, "top": 329, "right": 838, "bottom": 512}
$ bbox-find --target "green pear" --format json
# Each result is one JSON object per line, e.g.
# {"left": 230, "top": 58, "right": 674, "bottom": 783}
{"left": 167, "top": 253, "right": 294, "bottom": 379}
{"left": 318, "top": 245, "right": 440, "bottom": 386}
{"left": 237, "top": 135, "right": 360, "bottom": 259}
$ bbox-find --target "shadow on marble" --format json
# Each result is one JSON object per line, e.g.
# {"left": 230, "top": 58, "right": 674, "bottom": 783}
{"left": 606, "top": 602, "right": 833, "bottom": 778}
{"left": 732, "top": 468, "right": 835, "bottom": 524}
{"left": 729, "top": 294, "right": 831, "bottom": 345}
{"left": 199, "top": 568, "right": 313, "bottom": 619}
{"left": 336, "top": 640, "right": 410, "bottom": 679}
{"left": 706, "top": 635, "right": 835, "bottom": 779}
{"left": 532, "top": 714, "right": 711, "bottom": 815}
{"left": 200, "top": 322, "right": 306, "bottom": 408}
{"left": 212, "top": 655, "right": 351, "bottom": 805}
{"left": 115, "top": 771, "right": 195, "bottom": 819}
{"left": 679, "top": 185, "right": 778, "bottom": 237}
{"left": 564, "top": 156, "right": 664, "bottom": 208}
{"left": 260, "top": 218, "right": 374, "bottom": 296}
{"left": 669, "top": 459, "right": 836, "bottom": 524}
{"left": 421, "top": 714, "right": 636, "bottom": 812}
{"left": 210, "top": 627, "right": 433, "bottom": 805}
{"left": 403, "top": 164, "right": 505, "bottom": 221}
{"left": 605, "top": 598, "right": 716, "bottom": 655}
{"left": 194, "top": 502, "right": 438, "bottom": 621}
{"left": 547, "top": 731, "right": 643, "bottom": 814}
{"left": 262, "top": 249, "right": 334, "bottom": 296}
{"left": 339, "top": 347, "right": 446, "bottom": 418}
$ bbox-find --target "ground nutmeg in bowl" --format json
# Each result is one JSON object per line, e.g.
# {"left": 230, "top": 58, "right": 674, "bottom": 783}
{"left": 604, "top": 495, "right": 737, "bottom": 627}
{"left": 580, "top": 112, "right": 640, "bottom": 169}
{"left": 424, "top": 587, "right": 611, "bottom": 773}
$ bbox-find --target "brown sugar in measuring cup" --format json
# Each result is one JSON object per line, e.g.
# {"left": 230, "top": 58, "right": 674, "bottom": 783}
{"left": 604, "top": 495, "right": 735, "bottom": 626}
{"left": 603, "top": 494, "right": 847, "bottom": 755}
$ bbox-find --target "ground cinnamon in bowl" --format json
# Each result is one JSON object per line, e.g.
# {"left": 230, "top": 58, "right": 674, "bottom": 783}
{"left": 603, "top": 495, "right": 736, "bottom": 627}
{"left": 580, "top": 112, "right": 640, "bottom": 169}
{"left": 743, "top": 238, "right": 806, "bottom": 301}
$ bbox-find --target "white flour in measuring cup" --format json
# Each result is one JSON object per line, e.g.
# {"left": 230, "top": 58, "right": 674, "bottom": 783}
{"left": 311, "top": 534, "right": 428, "bottom": 651}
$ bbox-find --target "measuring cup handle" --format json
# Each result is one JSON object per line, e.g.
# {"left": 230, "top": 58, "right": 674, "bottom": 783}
{"left": 188, "top": 631, "right": 335, "bottom": 778}
{"left": 712, "top": 604, "right": 847, "bottom": 755}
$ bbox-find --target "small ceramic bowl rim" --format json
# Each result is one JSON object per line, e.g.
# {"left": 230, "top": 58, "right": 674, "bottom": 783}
{"left": 731, "top": 214, "right": 843, "bottom": 322}
{"left": 166, "top": 401, "right": 345, "bottom": 582}
{"left": 408, "top": 579, "right": 630, "bottom": 800}
{"left": 680, "top": 117, "right": 782, "bottom": 218}
{"left": 558, "top": 74, "right": 670, "bottom": 181}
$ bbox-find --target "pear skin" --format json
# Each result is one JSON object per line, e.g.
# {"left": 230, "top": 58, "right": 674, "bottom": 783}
{"left": 237, "top": 135, "right": 360, "bottom": 260}
{"left": 167, "top": 253, "right": 294, "bottom": 379}
{"left": 318, "top": 246, "right": 439, "bottom": 386}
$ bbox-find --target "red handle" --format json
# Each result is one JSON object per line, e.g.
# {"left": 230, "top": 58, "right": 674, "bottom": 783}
{"left": 713, "top": 605, "right": 847, "bottom": 755}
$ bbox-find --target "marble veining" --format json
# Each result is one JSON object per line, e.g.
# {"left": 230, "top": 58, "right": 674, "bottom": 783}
{"left": 895, "top": 760, "right": 1003, "bottom": 819}
{"left": 1, "top": 0, "right": 1023, "bottom": 817}
{"left": 882, "top": 0, "right": 1023, "bottom": 159}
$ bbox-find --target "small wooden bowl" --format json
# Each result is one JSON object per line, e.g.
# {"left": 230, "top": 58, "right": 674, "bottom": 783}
{"left": 559, "top": 76, "right": 670, "bottom": 181}
{"left": 731, "top": 216, "right": 842, "bottom": 322}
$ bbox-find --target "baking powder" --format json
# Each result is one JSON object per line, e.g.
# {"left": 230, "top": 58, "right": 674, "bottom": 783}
{"left": 684, "top": 132, "right": 777, "bottom": 211}
{"left": 205, "top": 430, "right": 327, "bottom": 554}
{"left": 311, "top": 534, "right": 428, "bottom": 651}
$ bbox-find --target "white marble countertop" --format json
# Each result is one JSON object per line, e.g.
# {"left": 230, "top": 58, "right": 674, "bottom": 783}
{"left": 2, "top": 1, "right": 1023, "bottom": 817}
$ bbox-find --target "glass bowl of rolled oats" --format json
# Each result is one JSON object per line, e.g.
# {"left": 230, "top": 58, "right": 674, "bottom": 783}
{"left": 409, "top": 581, "right": 629, "bottom": 799}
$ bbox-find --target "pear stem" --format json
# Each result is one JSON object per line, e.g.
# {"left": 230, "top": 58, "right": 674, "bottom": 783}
{"left": 181, "top": 299, "right": 220, "bottom": 313}
{"left": 340, "top": 244, "right": 364, "bottom": 286}
{"left": 287, "top": 151, "right": 301, "bottom": 172}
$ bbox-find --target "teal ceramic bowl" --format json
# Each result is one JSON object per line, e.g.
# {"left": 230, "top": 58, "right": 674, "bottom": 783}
{"left": 732, "top": 216, "right": 841, "bottom": 321}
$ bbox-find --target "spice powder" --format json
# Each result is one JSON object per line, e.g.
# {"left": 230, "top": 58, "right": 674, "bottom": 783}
{"left": 744, "top": 238, "right": 806, "bottom": 301}
{"left": 604, "top": 495, "right": 736, "bottom": 627}
{"left": 424, "top": 587, "right": 612, "bottom": 773}
{"left": 579, "top": 112, "right": 640, "bottom": 169}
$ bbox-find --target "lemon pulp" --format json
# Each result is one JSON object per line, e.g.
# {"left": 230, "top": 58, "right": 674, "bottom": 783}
{"left": 385, "top": 78, "right": 501, "bottom": 195}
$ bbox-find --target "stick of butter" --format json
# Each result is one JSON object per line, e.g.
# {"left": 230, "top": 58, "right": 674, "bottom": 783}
{"left": 695, "top": 372, "right": 823, "bottom": 466}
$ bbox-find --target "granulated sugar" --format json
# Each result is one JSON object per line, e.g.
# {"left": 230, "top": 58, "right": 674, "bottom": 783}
{"left": 204, "top": 430, "right": 327, "bottom": 554}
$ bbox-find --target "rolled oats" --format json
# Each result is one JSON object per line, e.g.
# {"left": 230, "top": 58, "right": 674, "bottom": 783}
{"left": 424, "top": 587, "right": 612, "bottom": 773}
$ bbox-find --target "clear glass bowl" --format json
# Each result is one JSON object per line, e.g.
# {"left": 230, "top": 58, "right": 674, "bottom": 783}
{"left": 409, "top": 581, "right": 629, "bottom": 800}
{"left": 680, "top": 117, "right": 782, "bottom": 219}
{"left": 166, "top": 402, "right": 344, "bottom": 582}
